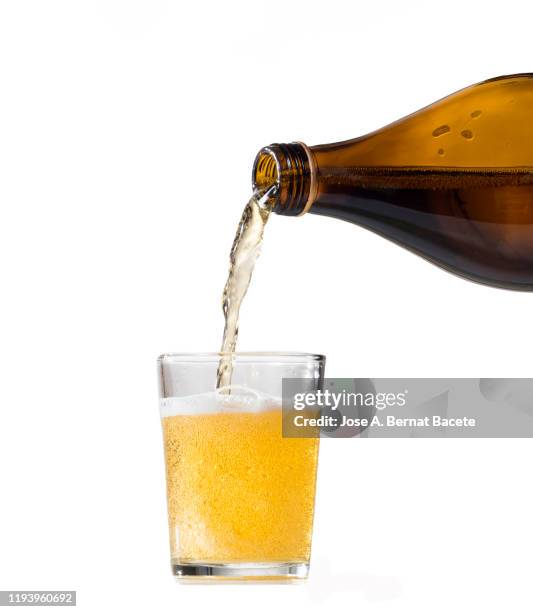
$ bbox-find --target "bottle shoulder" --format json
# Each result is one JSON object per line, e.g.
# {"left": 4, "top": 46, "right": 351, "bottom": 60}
{"left": 311, "top": 74, "right": 533, "bottom": 169}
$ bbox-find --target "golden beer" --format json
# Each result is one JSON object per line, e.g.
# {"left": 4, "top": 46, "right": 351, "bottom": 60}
{"left": 162, "top": 407, "right": 319, "bottom": 567}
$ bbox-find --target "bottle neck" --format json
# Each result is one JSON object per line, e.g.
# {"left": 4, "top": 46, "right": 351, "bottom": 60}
{"left": 252, "top": 142, "right": 317, "bottom": 216}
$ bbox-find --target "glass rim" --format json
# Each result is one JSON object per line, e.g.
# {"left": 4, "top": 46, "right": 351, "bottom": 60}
{"left": 158, "top": 351, "right": 325, "bottom": 364}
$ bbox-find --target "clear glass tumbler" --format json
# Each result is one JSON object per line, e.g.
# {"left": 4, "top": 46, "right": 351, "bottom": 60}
{"left": 157, "top": 352, "right": 325, "bottom": 581}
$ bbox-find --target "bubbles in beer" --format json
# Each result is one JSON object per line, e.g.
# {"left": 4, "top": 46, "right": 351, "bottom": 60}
{"left": 432, "top": 124, "right": 451, "bottom": 137}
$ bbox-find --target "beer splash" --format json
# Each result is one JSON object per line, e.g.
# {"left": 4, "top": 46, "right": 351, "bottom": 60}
{"left": 217, "top": 185, "right": 277, "bottom": 389}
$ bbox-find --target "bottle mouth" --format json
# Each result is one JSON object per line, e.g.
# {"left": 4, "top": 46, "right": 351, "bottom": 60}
{"left": 252, "top": 142, "right": 316, "bottom": 216}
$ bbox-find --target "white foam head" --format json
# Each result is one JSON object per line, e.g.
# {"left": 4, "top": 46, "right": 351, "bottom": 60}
{"left": 159, "top": 385, "right": 282, "bottom": 417}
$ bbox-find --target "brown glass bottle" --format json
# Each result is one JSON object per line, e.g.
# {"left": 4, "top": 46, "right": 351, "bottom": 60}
{"left": 253, "top": 74, "right": 533, "bottom": 290}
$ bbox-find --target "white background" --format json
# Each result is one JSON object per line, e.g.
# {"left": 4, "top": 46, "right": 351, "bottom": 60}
{"left": 0, "top": 1, "right": 532, "bottom": 610}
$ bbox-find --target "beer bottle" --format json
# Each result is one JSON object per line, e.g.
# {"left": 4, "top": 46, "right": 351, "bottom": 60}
{"left": 252, "top": 74, "right": 533, "bottom": 290}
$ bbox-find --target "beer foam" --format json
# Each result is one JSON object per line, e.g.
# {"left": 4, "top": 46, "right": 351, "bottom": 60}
{"left": 160, "top": 385, "right": 282, "bottom": 418}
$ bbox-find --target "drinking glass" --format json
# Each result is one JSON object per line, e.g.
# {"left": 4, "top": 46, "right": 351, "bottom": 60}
{"left": 157, "top": 352, "right": 325, "bottom": 580}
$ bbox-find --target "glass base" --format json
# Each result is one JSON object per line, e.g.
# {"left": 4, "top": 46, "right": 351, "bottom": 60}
{"left": 172, "top": 561, "right": 309, "bottom": 582}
